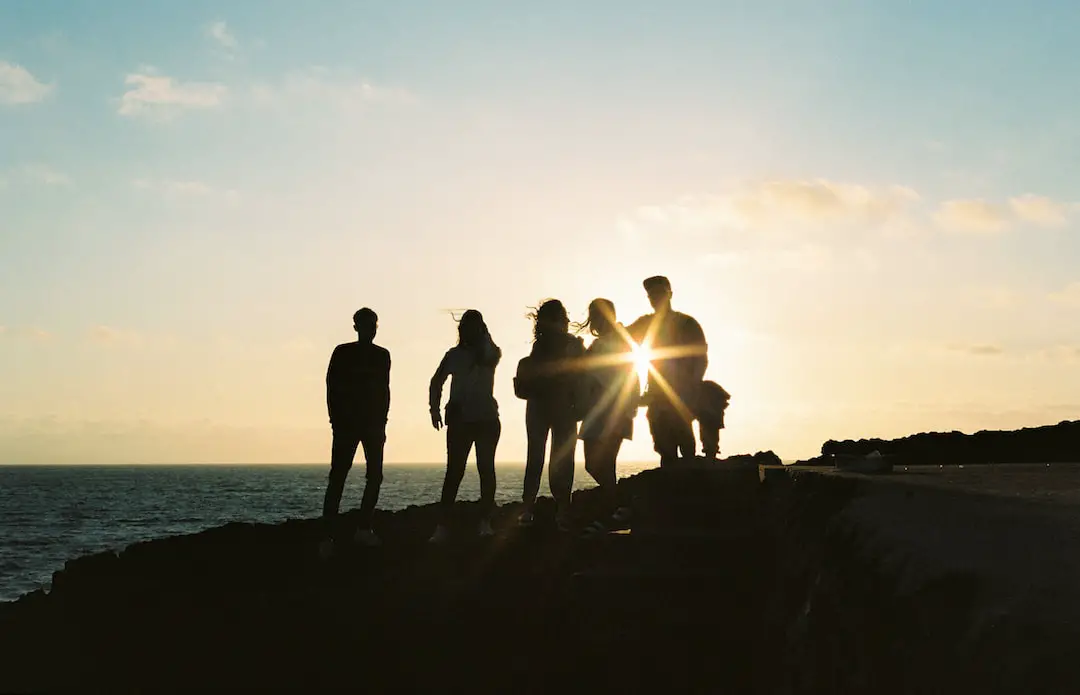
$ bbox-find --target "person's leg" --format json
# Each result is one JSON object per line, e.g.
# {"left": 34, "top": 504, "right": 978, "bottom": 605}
{"left": 324, "top": 428, "right": 361, "bottom": 541}
{"left": 647, "top": 405, "right": 679, "bottom": 467}
{"left": 584, "top": 436, "right": 620, "bottom": 517}
{"left": 548, "top": 418, "right": 578, "bottom": 518}
{"left": 675, "top": 414, "right": 697, "bottom": 462}
{"left": 474, "top": 420, "right": 501, "bottom": 521}
{"left": 522, "top": 402, "right": 550, "bottom": 511}
{"left": 699, "top": 416, "right": 720, "bottom": 459}
{"left": 356, "top": 425, "right": 385, "bottom": 531}
{"left": 440, "top": 422, "right": 474, "bottom": 521}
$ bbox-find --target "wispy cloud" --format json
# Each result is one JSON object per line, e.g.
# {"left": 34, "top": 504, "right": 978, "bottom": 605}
{"left": 132, "top": 178, "right": 238, "bottom": 202}
{"left": 1009, "top": 194, "right": 1070, "bottom": 228}
{"left": 249, "top": 68, "right": 414, "bottom": 111}
{"left": 0, "top": 61, "right": 53, "bottom": 104}
{"left": 948, "top": 343, "right": 1005, "bottom": 357}
{"left": 21, "top": 163, "right": 70, "bottom": 186}
{"left": 118, "top": 70, "right": 227, "bottom": 119}
{"left": 205, "top": 20, "right": 239, "bottom": 54}
{"left": 934, "top": 199, "right": 1009, "bottom": 234}
{"left": 88, "top": 326, "right": 144, "bottom": 348}
{"left": 936, "top": 195, "right": 1072, "bottom": 233}
{"left": 15, "top": 327, "right": 54, "bottom": 343}
{"left": 624, "top": 179, "right": 920, "bottom": 240}
{"left": 1049, "top": 282, "right": 1080, "bottom": 307}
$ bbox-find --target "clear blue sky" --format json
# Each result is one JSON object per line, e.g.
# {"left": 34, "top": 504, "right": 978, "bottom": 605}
{"left": 2, "top": 1, "right": 1079, "bottom": 463}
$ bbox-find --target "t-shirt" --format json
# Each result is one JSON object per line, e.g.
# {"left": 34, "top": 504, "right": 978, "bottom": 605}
{"left": 626, "top": 309, "right": 708, "bottom": 399}
{"left": 326, "top": 342, "right": 391, "bottom": 426}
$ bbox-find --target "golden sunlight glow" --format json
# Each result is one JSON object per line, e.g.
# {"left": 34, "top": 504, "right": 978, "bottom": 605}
{"left": 631, "top": 342, "right": 652, "bottom": 389}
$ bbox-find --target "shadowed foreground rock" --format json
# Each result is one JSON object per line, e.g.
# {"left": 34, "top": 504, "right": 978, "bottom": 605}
{"left": 3, "top": 452, "right": 1080, "bottom": 693}
{"left": 800, "top": 419, "right": 1080, "bottom": 466}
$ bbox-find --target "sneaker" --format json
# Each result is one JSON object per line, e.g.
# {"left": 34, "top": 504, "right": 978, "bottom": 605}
{"left": 517, "top": 511, "right": 535, "bottom": 527}
{"left": 318, "top": 538, "right": 335, "bottom": 560}
{"left": 428, "top": 524, "right": 450, "bottom": 544}
{"left": 478, "top": 518, "right": 495, "bottom": 537}
{"left": 353, "top": 528, "right": 382, "bottom": 547}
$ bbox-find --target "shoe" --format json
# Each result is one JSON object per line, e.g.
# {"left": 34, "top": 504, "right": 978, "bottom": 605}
{"left": 517, "top": 511, "right": 535, "bottom": 527}
{"left": 318, "top": 538, "right": 335, "bottom": 560}
{"left": 428, "top": 524, "right": 450, "bottom": 544}
{"left": 353, "top": 528, "right": 382, "bottom": 547}
{"left": 478, "top": 519, "right": 495, "bottom": 537}
{"left": 611, "top": 506, "right": 632, "bottom": 525}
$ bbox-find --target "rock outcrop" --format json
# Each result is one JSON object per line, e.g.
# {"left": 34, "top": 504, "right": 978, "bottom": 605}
{"left": 797, "top": 419, "right": 1080, "bottom": 466}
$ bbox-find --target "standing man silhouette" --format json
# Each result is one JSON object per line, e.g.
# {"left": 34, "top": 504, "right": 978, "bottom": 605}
{"left": 320, "top": 308, "right": 390, "bottom": 557}
{"left": 627, "top": 276, "right": 708, "bottom": 467}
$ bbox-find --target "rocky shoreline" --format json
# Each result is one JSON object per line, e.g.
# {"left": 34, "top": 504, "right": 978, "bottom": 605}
{"left": 800, "top": 419, "right": 1080, "bottom": 467}
{"left": 3, "top": 440, "right": 1080, "bottom": 692}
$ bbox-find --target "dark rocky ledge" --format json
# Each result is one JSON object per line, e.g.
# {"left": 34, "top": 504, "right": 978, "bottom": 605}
{"left": 798, "top": 419, "right": 1080, "bottom": 467}
{"left": 3, "top": 450, "right": 1080, "bottom": 693}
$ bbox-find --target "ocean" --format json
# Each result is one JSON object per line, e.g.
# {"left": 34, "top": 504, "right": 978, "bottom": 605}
{"left": 0, "top": 461, "right": 657, "bottom": 603}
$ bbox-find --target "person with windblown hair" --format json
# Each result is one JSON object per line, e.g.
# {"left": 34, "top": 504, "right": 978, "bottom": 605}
{"left": 576, "top": 298, "right": 639, "bottom": 536}
{"left": 513, "top": 299, "right": 586, "bottom": 531}
{"left": 428, "top": 310, "right": 503, "bottom": 543}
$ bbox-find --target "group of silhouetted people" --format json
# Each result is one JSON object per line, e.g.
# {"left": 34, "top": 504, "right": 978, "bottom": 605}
{"left": 320, "top": 275, "right": 730, "bottom": 555}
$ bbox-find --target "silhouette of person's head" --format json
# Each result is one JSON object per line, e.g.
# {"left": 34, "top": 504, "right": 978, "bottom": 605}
{"left": 531, "top": 299, "right": 569, "bottom": 342}
{"left": 353, "top": 308, "right": 378, "bottom": 344}
{"left": 643, "top": 276, "right": 672, "bottom": 312}
{"left": 457, "top": 309, "right": 487, "bottom": 347}
{"left": 578, "top": 298, "right": 617, "bottom": 337}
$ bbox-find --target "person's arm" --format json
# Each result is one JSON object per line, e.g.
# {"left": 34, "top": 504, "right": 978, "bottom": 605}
{"left": 380, "top": 350, "right": 391, "bottom": 423}
{"left": 481, "top": 331, "right": 502, "bottom": 367}
{"left": 428, "top": 350, "right": 452, "bottom": 427}
{"left": 683, "top": 317, "right": 708, "bottom": 383}
{"left": 626, "top": 316, "right": 648, "bottom": 345}
{"left": 325, "top": 347, "right": 340, "bottom": 424}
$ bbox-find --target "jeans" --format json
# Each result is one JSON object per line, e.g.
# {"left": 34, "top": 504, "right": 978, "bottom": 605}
{"left": 323, "top": 423, "right": 385, "bottom": 540}
{"left": 523, "top": 402, "right": 578, "bottom": 510}
{"left": 440, "top": 419, "right": 501, "bottom": 521}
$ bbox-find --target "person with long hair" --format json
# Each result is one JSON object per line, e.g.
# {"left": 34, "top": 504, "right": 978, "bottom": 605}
{"left": 513, "top": 299, "right": 586, "bottom": 531}
{"left": 575, "top": 298, "right": 639, "bottom": 536}
{"left": 428, "top": 310, "right": 502, "bottom": 543}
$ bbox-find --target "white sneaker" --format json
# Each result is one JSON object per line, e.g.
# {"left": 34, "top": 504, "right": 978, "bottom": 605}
{"left": 353, "top": 528, "right": 382, "bottom": 547}
{"left": 318, "top": 538, "right": 335, "bottom": 560}
{"left": 428, "top": 524, "right": 450, "bottom": 544}
{"left": 478, "top": 519, "right": 495, "bottom": 537}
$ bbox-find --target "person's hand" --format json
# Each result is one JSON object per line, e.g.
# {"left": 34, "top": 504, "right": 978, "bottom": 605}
{"left": 430, "top": 409, "right": 443, "bottom": 431}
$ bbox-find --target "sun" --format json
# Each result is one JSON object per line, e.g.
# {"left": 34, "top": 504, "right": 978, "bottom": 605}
{"left": 630, "top": 342, "right": 653, "bottom": 387}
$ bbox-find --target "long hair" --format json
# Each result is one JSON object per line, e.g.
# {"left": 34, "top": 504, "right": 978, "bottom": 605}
{"left": 527, "top": 299, "right": 569, "bottom": 344}
{"left": 574, "top": 298, "right": 616, "bottom": 337}
{"left": 455, "top": 309, "right": 500, "bottom": 366}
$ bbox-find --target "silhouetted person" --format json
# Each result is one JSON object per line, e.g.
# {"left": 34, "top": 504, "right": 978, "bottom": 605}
{"left": 514, "top": 299, "right": 586, "bottom": 531}
{"left": 576, "top": 299, "right": 639, "bottom": 536}
{"left": 627, "top": 276, "right": 708, "bottom": 467}
{"left": 697, "top": 380, "right": 731, "bottom": 459}
{"left": 428, "top": 310, "right": 502, "bottom": 543}
{"left": 320, "top": 308, "right": 389, "bottom": 557}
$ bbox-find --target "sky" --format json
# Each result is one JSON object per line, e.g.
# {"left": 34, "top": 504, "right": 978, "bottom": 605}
{"left": 2, "top": 0, "right": 1080, "bottom": 464}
